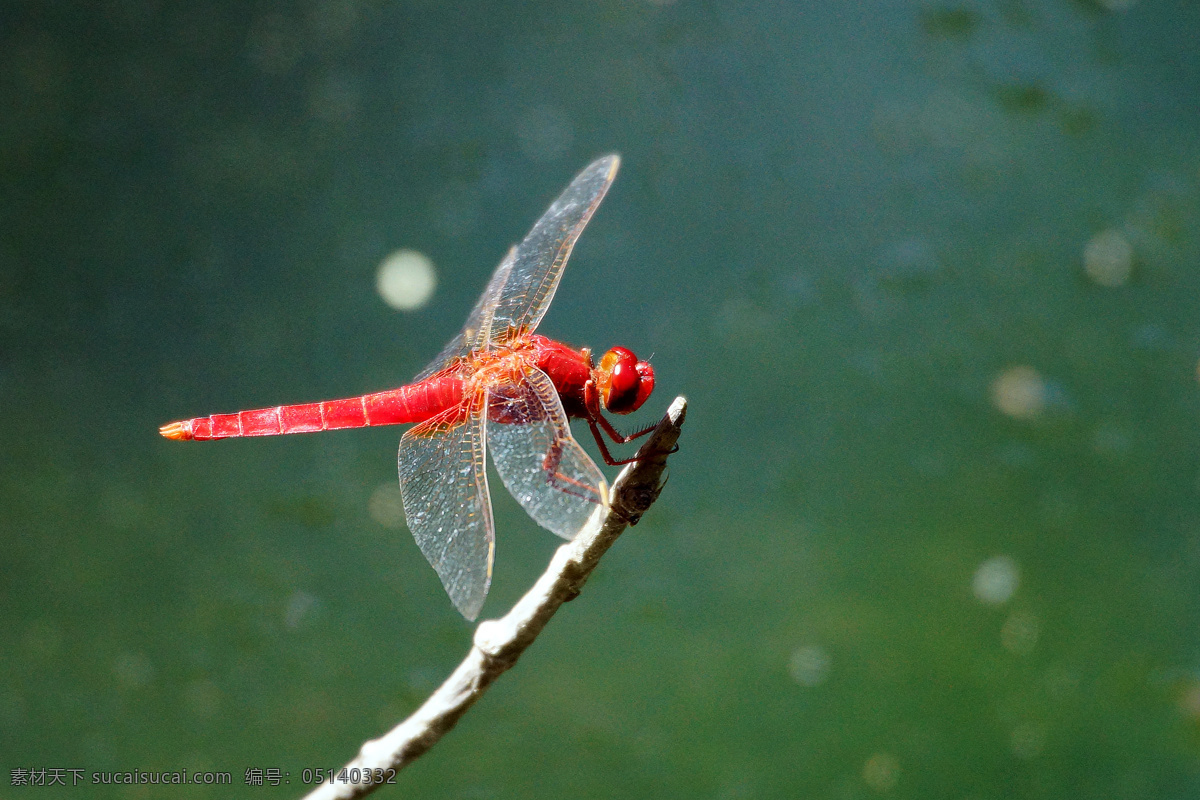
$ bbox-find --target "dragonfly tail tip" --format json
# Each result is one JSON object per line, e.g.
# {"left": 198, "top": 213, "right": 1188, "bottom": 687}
{"left": 159, "top": 420, "right": 193, "bottom": 440}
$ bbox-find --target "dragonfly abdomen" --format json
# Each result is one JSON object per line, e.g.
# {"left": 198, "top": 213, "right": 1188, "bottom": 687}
{"left": 159, "top": 377, "right": 465, "bottom": 440}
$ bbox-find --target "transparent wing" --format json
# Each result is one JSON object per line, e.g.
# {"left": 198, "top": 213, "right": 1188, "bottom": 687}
{"left": 414, "top": 247, "right": 517, "bottom": 381}
{"left": 488, "top": 367, "right": 607, "bottom": 540}
{"left": 398, "top": 390, "right": 493, "bottom": 620}
{"left": 416, "top": 156, "right": 618, "bottom": 379}
{"left": 486, "top": 155, "right": 619, "bottom": 340}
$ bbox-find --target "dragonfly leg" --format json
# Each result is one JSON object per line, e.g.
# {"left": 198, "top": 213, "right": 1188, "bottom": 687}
{"left": 594, "top": 412, "right": 656, "bottom": 445}
{"left": 587, "top": 418, "right": 641, "bottom": 466}
{"left": 587, "top": 416, "right": 679, "bottom": 466}
{"left": 583, "top": 380, "right": 673, "bottom": 466}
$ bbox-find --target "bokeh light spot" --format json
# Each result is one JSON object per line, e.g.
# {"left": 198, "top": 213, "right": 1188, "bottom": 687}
{"left": 973, "top": 555, "right": 1019, "bottom": 605}
{"left": 991, "top": 366, "right": 1046, "bottom": 419}
{"left": 184, "top": 679, "right": 222, "bottom": 720}
{"left": 1177, "top": 679, "right": 1200, "bottom": 719}
{"left": 113, "top": 652, "right": 155, "bottom": 689}
{"left": 369, "top": 482, "right": 407, "bottom": 529}
{"left": 863, "top": 752, "right": 900, "bottom": 792}
{"left": 788, "top": 645, "right": 831, "bottom": 687}
{"left": 376, "top": 249, "right": 437, "bottom": 311}
{"left": 285, "top": 591, "right": 321, "bottom": 630}
{"left": 1083, "top": 229, "right": 1133, "bottom": 287}
{"left": 1010, "top": 723, "right": 1046, "bottom": 759}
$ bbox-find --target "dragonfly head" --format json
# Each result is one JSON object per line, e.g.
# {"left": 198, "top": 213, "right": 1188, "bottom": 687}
{"left": 596, "top": 346, "right": 655, "bottom": 414}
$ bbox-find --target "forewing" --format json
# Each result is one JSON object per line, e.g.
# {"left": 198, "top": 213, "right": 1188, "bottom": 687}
{"left": 398, "top": 390, "right": 493, "bottom": 620}
{"left": 488, "top": 367, "right": 607, "bottom": 540}
{"left": 414, "top": 247, "right": 517, "bottom": 381}
{"left": 416, "top": 156, "right": 618, "bottom": 377}
{"left": 486, "top": 155, "right": 619, "bottom": 340}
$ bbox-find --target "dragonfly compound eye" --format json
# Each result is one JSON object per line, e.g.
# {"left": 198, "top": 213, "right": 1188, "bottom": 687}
{"left": 600, "top": 347, "right": 654, "bottom": 414}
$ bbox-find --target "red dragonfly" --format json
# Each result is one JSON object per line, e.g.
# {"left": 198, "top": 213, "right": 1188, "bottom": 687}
{"left": 160, "top": 155, "right": 655, "bottom": 620}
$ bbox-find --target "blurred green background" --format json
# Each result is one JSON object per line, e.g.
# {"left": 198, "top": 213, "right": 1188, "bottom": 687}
{"left": 4, "top": 0, "right": 1200, "bottom": 797}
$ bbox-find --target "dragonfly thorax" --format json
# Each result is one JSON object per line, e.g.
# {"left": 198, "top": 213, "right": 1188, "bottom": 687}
{"left": 463, "top": 342, "right": 536, "bottom": 388}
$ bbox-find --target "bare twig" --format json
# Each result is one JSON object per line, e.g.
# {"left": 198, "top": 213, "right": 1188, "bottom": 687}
{"left": 300, "top": 396, "right": 688, "bottom": 800}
